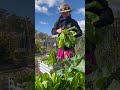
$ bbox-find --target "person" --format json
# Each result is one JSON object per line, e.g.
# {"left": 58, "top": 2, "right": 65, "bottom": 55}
{"left": 51, "top": 4, "right": 82, "bottom": 60}
{"left": 85, "top": 0, "right": 114, "bottom": 74}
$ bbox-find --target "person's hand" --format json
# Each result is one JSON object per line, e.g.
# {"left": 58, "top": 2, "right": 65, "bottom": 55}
{"left": 57, "top": 28, "right": 62, "bottom": 33}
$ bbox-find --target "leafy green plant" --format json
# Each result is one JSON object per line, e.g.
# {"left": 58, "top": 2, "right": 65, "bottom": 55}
{"left": 43, "top": 49, "right": 57, "bottom": 66}
{"left": 40, "top": 56, "right": 48, "bottom": 62}
{"left": 36, "top": 54, "right": 85, "bottom": 90}
{"left": 54, "top": 54, "right": 85, "bottom": 90}
{"left": 35, "top": 41, "right": 43, "bottom": 53}
{"left": 35, "top": 73, "right": 61, "bottom": 90}
{"left": 56, "top": 26, "right": 78, "bottom": 48}
{"left": 35, "top": 74, "right": 48, "bottom": 90}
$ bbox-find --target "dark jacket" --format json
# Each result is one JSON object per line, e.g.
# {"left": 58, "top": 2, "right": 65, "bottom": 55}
{"left": 86, "top": 0, "right": 114, "bottom": 28}
{"left": 51, "top": 15, "right": 82, "bottom": 50}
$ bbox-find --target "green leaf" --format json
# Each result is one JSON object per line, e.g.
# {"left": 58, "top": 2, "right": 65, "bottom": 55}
{"left": 68, "top": 34, "right": 76, "bottom": 47}
{"left": 86, "top": 1, "right": 103, "bottom": 9}
{"left": 60, "top": 33, "right": 65, "bottom": 40}
{"left": 56, "top": 26, "right": 78, "bottom": 48}
{"left": 67, "top": 77, "right": 73, "bottom": 82}
{"left": 67, "top": 26, "right": 78, "bottom": 31}
{"left": 62, "top": 29, "right": 68, "bottom": 34}
{"left": 56, "top": 36, "right": 60, "bottom": 42}
{"left": 40, "top": 82, "right": 46, "bottom": 90}
{"left": 56, "top": 69, "right": 64, "bottom": 76}
{"left": 70, "top": 31, "right": 77, "bottom": 36}
{"left": 59, "top": 40, "right": 64, "bottom": 48}
{"left": 71, "top": 75, "right": 79, "bottom": 89}
{"left": 35, "top": 80, "right": 41, "bottom": 90}
{"left": 54, "top": 82, "right": 60, "bottom": 90}
{"left": 49, "top": 87, "right": 54, "bottom": 90}
{"left": 42, "top": 81, "right": 48, "bottom": 88}
{"left": 66, "top": 87, "right": 70, "bottom": 90}
{"left": 67, "top": 68, "right": 72, "bottom": 72}
{"left": 51, "top": 73, "right": 56, "bottom": 84}
{"left": 74, "top": 60, "right": 85, "bottom": 72}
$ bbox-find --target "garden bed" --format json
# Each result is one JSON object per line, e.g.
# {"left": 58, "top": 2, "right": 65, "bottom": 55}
{"left": 38, "top": 60, "right": 53, "bottom": 74}
{"left": 35, "top": 53, "right": 85, "bottom": 90}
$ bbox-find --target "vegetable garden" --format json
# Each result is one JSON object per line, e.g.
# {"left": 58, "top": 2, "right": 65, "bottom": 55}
{"left": 35, "top": 26, "right": 85, "bottom": 90}
{"left": 36, "top": 53, "right": 85, "bottom": 90}
{"left": 35, "top": 1, "right": 120, "bottom": 90}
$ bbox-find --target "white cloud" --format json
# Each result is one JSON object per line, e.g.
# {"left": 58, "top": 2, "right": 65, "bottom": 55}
{"left": 35, "top": 4, "right": 49, "bottom": 15}
{"left": 77, "top": 20, "right": 85, "bottom": 32}
{"left": 77, "top": 8, "right": 85, "bottom": 16}
{"left": 57, "top": 7, "right": 60, "bottom": 11}
{"left": 35, "top": 0, "right": 64, "bottom": 15}
{"left": 40, "top": 21, "right": 48, "bottom": 25}
{"left": 35, "top": 0, "right": 64, "bottom": 7}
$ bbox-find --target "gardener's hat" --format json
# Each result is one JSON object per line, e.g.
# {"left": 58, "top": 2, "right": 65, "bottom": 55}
{"left": 59, "top": 4, "right": 74, "bottom": 13}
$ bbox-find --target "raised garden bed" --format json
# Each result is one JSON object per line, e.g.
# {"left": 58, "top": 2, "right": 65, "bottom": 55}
{"left": 37, "top": 59, "right": 53, "bottom": 74}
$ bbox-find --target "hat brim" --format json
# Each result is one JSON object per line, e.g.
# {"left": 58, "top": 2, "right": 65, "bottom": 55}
{"left": 57, "top": 9, "right": 74, "bottom": 13}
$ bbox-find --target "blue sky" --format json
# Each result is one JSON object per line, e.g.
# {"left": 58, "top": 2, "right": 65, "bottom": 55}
{"left": 35, "top": 0, "right": 85, "bottom": 35}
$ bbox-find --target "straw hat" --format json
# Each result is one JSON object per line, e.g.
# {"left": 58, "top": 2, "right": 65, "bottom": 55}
{"left": 58, "top": 4, "right": 74, "bottom": 13}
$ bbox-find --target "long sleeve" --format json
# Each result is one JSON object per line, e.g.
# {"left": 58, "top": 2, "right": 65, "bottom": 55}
{"left": 51, "top": 28, "right": 58, "bottom": 35}
{"left": 51, "top": 21, "right": 59, "bottom": 35}
{"left": 51, "top": 15, "right": 64, "bottom": 35}
{"left": 72, "top": 19, "right": 82, "bottom": 38}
